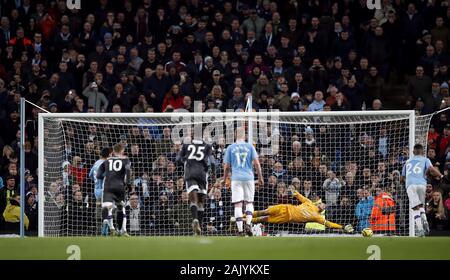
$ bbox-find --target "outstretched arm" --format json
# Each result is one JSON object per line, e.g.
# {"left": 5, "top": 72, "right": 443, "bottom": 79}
{"left": 89, "top": 165, "right": 95, "bottom": 180}
{"left": 292, "top": 191, "right": 310, "bottom": 204}
{"left": 315, "top": 215, "right": 343, "bottom": 229}
{"left": 324, "top": 220, "right": 343, "bottom": 230}
{"left": 251, "top": 144, "right": 264, "bottom": 186}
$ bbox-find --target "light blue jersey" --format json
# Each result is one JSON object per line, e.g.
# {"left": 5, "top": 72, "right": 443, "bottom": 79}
{"left": 402, "top": 155, "right": 432, "bottom": 188}
{"left": 89, "top": 159, "right": 105, "bottom": 200}
{"left": 224, "top": 141, "right": 258, "bottom": 181}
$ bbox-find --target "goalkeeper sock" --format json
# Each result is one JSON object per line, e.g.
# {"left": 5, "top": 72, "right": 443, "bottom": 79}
{"left": 190, "top": 203, "right": 198, "bottom": 221}
{"left": 235, "top": 207, "right": 243, "bottom": 232}
{"left": 245, "top": 203, "right": 254, "bottom": 225}
{"left": 413, "top": 210, "right": 423, "bottom": 231}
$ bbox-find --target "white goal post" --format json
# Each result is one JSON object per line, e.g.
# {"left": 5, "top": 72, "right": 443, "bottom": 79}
{"left": 38, "top": 110, "right": 423, "bottom": 237}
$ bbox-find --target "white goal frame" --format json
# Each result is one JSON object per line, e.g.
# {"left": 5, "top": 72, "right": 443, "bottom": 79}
{"left": 38, "top": 110, "right": 416, "bottom": 237}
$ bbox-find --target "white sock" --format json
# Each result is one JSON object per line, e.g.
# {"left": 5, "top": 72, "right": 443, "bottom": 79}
{"left": 245, "top": 203, "right": 254, "bottom": 225}
{"left": 419, "top": 207, "right": 427, "bottom": 219}
{"left": 419, "top": 207, "right": 425, "bottom": 214}
{"left": 235, "top": 207, "right": 243, "bottom": 232}
{"left": 122, "top": 208, "right": 127, "bottom": 233}
{"left": 419, "top": 207, "right": 428, "bottom": 226}
{"left": 414, "top": 210, "right": 423, "bottom": 231}
{"left": 108, "top": 208, "right": 115, "bottom": 229}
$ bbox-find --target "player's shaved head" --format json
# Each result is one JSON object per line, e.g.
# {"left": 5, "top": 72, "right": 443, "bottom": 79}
{"left": 413, "top": 144, "right": 424, "bottom": 155}
{"left": 100, "top": 147, "right": 111, "bottom": 158}
{"left": 113, "top": 143, "right": 125, "bottom": 155}
{"left": 236, "top": 126, "right": 246, "bottom": 141}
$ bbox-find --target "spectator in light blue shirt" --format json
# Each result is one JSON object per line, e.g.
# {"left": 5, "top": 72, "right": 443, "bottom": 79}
{"left": 307, "top": 91, "right": 326, "bottom": 111}
{"left": 355, "top": 188, "right": 374, "bottom": 231}
{"left": 377, "top": 127, "right": 389, "bottom": 158}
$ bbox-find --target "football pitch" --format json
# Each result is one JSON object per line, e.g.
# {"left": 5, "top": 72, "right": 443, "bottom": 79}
{"left": 1, "top": 236, "right": 450, "bottom": 260}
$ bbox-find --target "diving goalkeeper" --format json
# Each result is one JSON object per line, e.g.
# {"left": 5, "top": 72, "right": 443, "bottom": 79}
{"left": 252, "top": 191, "right": 354, "bottom": 233}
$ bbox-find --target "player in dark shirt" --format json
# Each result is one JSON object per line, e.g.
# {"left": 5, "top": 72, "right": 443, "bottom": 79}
{"left": 177, "top": 138, "right": 214, "bottom": 235}
{"left": 97, "top": 143, "right": 131, "bottom": 236}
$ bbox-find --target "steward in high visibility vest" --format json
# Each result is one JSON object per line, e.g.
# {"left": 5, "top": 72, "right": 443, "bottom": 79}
{"left": 370, "top": 190, "right": 396, "bottom": 232}
{"left": 3, "top": 194, "right": 29, "bottom": 233}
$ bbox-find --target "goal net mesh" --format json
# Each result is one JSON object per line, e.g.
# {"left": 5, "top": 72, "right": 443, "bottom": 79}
{"left": 40, "top": 111, "right": 428, "bottom": 237}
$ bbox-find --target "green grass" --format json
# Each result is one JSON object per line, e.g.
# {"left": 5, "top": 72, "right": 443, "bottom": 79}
{"left": 1, "top": 236, "right": 450, "bottom": 260}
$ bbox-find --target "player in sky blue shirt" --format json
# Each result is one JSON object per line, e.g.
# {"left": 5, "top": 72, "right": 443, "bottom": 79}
{"left": 89, "top": 147, "right": 111, "bottom": 201}
{"left": 401, "top": 144, "right": 442, "bottom": 237}
{"left": 224, "top": 141, "right": 258, "bottom": 181}
{"left": 401, "top": 155, "right": 432, "bottom": 188}
{"left": 223, "top": 127, "right": 264, "bottom": 236}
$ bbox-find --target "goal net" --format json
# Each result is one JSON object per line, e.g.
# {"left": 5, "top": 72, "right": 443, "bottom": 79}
{"left": 38, "top": 110, "right": 421, "bottom": 237}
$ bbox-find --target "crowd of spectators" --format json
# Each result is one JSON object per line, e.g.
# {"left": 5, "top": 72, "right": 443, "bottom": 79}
{"left": 1, "top": 0, "right": 450, "bottom": 235}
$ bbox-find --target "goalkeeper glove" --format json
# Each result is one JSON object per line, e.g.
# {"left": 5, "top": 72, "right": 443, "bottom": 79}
{"left": 344, "top": 224, "right": 354, "bottom": 234}
{"left": 289, "top": 190, "right": 299, "bottom": 197}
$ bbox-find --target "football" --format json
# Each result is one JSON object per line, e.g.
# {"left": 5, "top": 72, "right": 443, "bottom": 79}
{"left": 362, "top": 228, "right": 373, "bottom": 237}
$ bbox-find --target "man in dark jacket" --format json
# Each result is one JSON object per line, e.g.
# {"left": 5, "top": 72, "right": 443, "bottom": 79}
{"left": 144, "top": 64, "right": 172, "bottom": 112}
{"left": 365, "top": 26, "right": 391, "bottom": 81}
{"left": 25, "top": 191, "right": 38, "bottom": 235}
{"left": 401, "top": 3, "right": 424, "bottom": 74}
{"left": 406, "top": 66, "right": 433, "bottom": 113}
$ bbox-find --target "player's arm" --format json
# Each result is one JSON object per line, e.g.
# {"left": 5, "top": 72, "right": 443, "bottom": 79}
{"left": 124, "top": 159, "right": 132, "bottom": 189}
{"left": 253, "top": 158, "right": 264, "bottom": 187}
{"left": 89, "top": 165, "right": 94, "bottom": 179}
{"left": 290, "top": 190, "right": 310, "bottom": 204}
{"left": 400, "top": 163, "right": 406, "bottom": 183}
{"left": 427, "top": 159, "right": 443, "bottom": 179}
{"left": 315, "top": 215, "right": 346, "bottom": 230}
{"left": 176, "top": 144, "right": 186, "bottom": 165}
{"left": 223, "top": 163, "right": 231, "bottom": 183}
{"left": 251, "top": 145, "right": 264, "bottom": 186}
{"left": 96, "top": 161, "right": 106, "bottom": 180}
{"left": 89, "top": 162, "right": 99, "bottom": 182}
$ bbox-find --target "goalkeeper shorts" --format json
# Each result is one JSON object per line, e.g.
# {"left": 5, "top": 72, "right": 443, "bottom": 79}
{"left": 267, "top": 205, "right": 290, "bottom": 224}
